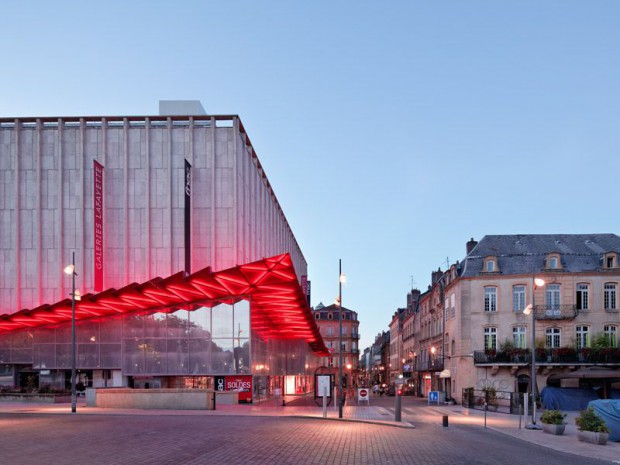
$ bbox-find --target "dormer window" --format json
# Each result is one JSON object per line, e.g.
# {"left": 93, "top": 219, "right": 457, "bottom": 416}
{"left": 483, "top": 256, "right": 499, "bottom": 273}
{"left": 545, "top": 253, "right": 562, "bottom": 270}
{"left": 604, "top": 253, "right": 618, "bottom": 269}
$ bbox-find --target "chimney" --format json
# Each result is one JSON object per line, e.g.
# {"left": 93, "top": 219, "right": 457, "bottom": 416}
{"left": 407, "top": 289, "right": 421, "bottom": 309}
{"left": 466, "top": 237, "right": 478, "bottom": 255}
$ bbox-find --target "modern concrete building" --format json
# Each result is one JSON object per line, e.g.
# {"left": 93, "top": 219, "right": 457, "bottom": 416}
{"left": 0, "top": 103, "right": 325, "bottom": 399}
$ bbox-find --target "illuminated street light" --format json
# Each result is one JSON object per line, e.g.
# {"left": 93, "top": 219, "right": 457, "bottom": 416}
{"left": 64, "top": 252, "right": 81, "bottom": 414}
{"left": 523, "top": 276, "right": 545, "bottom": 429}
{"left": 337, "top": 260, "right": 346, "bottom": 419}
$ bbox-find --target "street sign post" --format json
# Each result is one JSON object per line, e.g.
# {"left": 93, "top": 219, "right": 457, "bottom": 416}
{"left": 358, "top": 388, "right": 370, "bottom": 405}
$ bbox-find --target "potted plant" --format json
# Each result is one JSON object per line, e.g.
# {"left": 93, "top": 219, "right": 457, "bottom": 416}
{"left": 575, "top": 407, "right": 609, "bottom": 445}
{"left": 482, "top": 386, "right": 498, "bottom": 411}
{"left": 540, "top": 409, "right": 567, "bottom": 435}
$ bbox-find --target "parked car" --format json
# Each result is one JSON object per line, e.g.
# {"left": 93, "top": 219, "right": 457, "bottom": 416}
{"left": 387, "top": 385, "right": 396, "bottom": 396}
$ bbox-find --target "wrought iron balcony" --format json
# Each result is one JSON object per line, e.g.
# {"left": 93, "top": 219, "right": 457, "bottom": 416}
{"left": 534, "top": 304, "right": 578, "bottom": 320}
{"left": 414, "top": 358, "right": 444, "bottom": 372}
{"left": 474, "top": 347, "right": 620, "bottom": 365}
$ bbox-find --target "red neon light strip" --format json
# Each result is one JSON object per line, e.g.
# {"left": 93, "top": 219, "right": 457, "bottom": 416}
{"left": 0, "top": 254, "right": 329, "bottom": 355}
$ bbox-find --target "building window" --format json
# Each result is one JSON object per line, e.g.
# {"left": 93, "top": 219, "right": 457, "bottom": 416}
{"left": 513, "top": 285, "right": 526, "bottom": 312}
{"left": 513, "top": 326, "right": 527, "bottom": 349}
{"left": 604, "top": 283, "right": 617, "bottom": 310}
{"left": 327, "top": 327, "right": 334, "bottom": 336}
{"left": 328, "top": 357, "right": 333, "bottom": 367}
{"left": 450, "top": 294, "right": 456, "bottom": 318}
{"left": 483, "top": 256, "right": 499, "bottom": 273}
{"left": 546, "top": 284, "right": 561, "bottom": 310}
{"left": 484, "top": 327, "right": 497, "bottom": 351}
{"left": 576, "top": 284, "right": 589, "bottom": 311}
{"left": 328, "top": 313, "right": 333, "bottom": 320}
{"left": 605, "top": 253, "right": 617, "bottom": 269}
{"left": 546, "top": 328, "right": 561, "bottom": 348}
{"left": 576, "top": 325, "right": 590, "bottom": 349}
{"left": 604, "top": 325, "right": 618, "bottom": 348}
{"left": 484, "top": 287, "right": 497, "bottom": 312}
{"left": 546, "top": 254, "right": 561, "bottom": 270}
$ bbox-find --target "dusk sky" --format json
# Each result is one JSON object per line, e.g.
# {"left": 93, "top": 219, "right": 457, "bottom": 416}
{"left": 2, "top": 2, "right": 619, "bottom": 350}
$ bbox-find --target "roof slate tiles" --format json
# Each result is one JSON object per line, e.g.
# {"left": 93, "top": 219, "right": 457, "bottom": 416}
{"left": 461, "top": 234, "right": 620, "bottom": 277}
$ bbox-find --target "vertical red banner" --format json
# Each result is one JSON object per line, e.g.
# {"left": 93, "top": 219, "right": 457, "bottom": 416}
{"left": 93, "top": 160, "right": 104, "bottom": 291}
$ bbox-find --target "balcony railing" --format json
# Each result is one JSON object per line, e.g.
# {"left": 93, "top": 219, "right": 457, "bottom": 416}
{"left": 414, "top": 358, "right": 444, "bottom": 372}
{"left": 534, "top": 304, "right": 578, "bottom": 320}
{"left": 474, "top": 347, "right": 620, "bottom": 365}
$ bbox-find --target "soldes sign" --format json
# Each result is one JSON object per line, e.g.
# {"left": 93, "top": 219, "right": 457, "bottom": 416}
{"left": 215, "top": 375, "right": 253, "bottom": 403}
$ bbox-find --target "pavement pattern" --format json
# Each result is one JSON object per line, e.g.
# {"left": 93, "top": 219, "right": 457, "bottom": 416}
{"left": 1, "top": 396, "right": 619, "bottom": 465}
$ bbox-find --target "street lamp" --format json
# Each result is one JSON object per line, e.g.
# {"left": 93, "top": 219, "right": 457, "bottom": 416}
{"left": 64, "top": 252, "right": 81, "bottom": 414}
{"left": 337, "top": 259, "right": 346, "bottom": 419}
{"left": 523, "top": 276, "right": 545, "bottom": 429}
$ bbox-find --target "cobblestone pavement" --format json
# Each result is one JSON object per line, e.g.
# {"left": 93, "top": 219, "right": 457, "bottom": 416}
{"left": 1, "top": 397, "right": 618, "bottom": 465}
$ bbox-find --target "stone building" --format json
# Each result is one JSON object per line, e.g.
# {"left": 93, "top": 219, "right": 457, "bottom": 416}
{"left": 436, "top": 234, "right": 620, "bottom": 406}
{"left": 312, "top": 303, "right": 360, "bottom": 389}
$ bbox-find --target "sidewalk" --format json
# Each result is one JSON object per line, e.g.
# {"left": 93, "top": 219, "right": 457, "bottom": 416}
{"left": 427, "top": 400, "right": 620, "bottom": 464}
{"left": 2, "top": 398, "right": 619, "bottom": 463}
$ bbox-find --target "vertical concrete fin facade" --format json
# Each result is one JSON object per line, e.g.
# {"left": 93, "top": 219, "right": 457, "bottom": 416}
{"left": 0, "top": 115, "right": 307, "bottom": 314}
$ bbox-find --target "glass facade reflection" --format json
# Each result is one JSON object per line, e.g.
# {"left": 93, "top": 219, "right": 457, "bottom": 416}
{"left": 0, "top": 299, "right": 322, "bottom": 397}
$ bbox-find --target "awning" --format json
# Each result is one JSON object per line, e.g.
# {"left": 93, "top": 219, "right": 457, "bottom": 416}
{"left": 439, "top": 369, "right": 451, "bottom": 378}
{"left": 548, "top": 367, "right": 620, "bottom": 380}
{"left": 0, "top": 253, "right": 329, "bottom": 356}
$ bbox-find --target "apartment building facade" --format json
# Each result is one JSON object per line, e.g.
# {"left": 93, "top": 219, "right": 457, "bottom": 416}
{"left": 312, "top": 303, "right": 360, "bottom": 388}
{"left": 442, "top": 234, "right": 620, "bottom": 404}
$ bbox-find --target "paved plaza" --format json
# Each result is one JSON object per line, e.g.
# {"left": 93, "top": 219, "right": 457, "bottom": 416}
{"left": 1, "top": 396, "right": 619, "bottom": 464}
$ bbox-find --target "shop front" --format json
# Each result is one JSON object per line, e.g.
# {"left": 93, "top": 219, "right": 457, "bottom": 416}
{"left": 0, "top": 254, "right": 328, "bottom": 403}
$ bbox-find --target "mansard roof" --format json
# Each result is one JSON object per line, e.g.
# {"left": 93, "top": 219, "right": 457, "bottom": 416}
{"left": 461, "top": 234, "right": 620, "bottom": 277}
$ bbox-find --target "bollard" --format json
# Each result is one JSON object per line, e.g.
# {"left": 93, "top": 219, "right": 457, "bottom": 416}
{"left": 442, "top": 415, "right": 449, "bottom": 427}
{"left": 322, "top": 387, "right": 327, "bottom": 418}
{"left": 395, "top": 392, "right": 402, "bottom": 422}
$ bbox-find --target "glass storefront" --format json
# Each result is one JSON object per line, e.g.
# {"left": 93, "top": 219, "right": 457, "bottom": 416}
{"left": 0, "top": 299, "right": 321, "bottom": 397}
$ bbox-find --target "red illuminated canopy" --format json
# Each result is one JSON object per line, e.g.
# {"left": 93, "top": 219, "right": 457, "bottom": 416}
{"left": 0, "top": 254, "right": 329, "bottom": 355}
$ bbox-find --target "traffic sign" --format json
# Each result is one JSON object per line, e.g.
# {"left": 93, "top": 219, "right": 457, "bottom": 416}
{"left": 358, "top": 388, "right": 370, "bottom": 404}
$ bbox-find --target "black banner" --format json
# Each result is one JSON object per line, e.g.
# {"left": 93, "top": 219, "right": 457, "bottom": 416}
{"left": 184, "top": 160, "right": 191, "bottom": 275}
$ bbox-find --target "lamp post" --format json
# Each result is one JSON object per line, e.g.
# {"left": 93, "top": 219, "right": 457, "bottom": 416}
{"left": 337, "top": 259, "right": 346, "bottom": 419}
{"left": 524, "top": 276, "right": 545, "bottom": 429}
{"left": 64, "top": 252, "right": 81, "bottom": 414}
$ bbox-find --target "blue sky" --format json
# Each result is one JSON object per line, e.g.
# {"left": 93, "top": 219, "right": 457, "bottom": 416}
{"left": 2, "top": 2, "right": 619, "bottom": 350}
